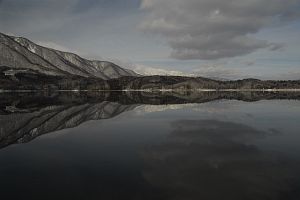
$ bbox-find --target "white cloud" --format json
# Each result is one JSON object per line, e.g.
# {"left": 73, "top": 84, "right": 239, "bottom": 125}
{"left": 140, "top": 0, "right": 300, "bottom": 60}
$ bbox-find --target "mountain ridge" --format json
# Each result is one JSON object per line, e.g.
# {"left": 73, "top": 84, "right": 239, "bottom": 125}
{"left": 0, "top": 32, "right": 139, "bottom": 79}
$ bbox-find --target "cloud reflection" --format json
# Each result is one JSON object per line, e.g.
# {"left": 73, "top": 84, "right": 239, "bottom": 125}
{"left": 142, "top": 120, "right": 298, "bottom": 200}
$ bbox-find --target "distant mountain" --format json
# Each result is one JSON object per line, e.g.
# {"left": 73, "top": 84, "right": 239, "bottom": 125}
{"left": 108, "top": 76, "right": 300, "bottom": 90}
{"left": 0, "top": 32, "right": 138, "bottom": 79}
{"left": 1, "top": 66, "right": 300, "bottom": 91}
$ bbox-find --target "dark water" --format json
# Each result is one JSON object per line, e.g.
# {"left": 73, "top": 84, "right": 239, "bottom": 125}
{"left": 1, "top": 91, "right": 300, "bottom": 200}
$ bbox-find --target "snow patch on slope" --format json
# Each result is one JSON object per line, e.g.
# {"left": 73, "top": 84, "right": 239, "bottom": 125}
{"left": 27, "top": 45, "right": 36, "bottom": 53}
{"left": 132, "top": 64, "right": 195, "bottom": 77}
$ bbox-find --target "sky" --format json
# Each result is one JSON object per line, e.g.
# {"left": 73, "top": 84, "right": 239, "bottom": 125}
{"left": 0, "top": 0, "right": 300, "bottom": 80}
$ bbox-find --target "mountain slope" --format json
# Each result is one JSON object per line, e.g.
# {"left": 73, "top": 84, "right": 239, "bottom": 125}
{"left": 0, "top": 33, "right": 138, "bottom": 79}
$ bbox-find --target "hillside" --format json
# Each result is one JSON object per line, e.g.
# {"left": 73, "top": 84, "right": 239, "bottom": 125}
{"left": 0, "top": 33, "right": 138, "bottom": 79}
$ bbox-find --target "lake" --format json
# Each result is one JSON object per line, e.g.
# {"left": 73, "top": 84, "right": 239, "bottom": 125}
{"left": 0, "top": 91, "right": 300, "bottom": 200}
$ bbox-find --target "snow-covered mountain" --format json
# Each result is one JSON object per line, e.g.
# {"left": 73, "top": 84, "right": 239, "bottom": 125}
{"left": 0, "top": 33, "right": 139, "bottom": 79}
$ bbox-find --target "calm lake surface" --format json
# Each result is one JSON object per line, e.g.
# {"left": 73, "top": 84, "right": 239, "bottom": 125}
{"left": 0, "top": 91, "right": 300, "bottom": 200}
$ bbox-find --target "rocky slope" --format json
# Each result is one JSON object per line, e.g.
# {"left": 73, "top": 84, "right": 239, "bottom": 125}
{"left": 0, "top": 32, "right": 138, "bottom": 79}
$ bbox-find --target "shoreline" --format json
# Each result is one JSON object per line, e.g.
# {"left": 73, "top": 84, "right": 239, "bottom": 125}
{"left": 1, "top": 89, "right": 300, "bottom": 93}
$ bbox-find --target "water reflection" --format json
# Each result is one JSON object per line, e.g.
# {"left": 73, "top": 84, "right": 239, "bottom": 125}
{"left": 1, "top": 91, "right": 299, "bottom": 149}
{"left": 0, "top": 91, "right": 300, "bottom": 200}
{"left": 143, "top": 120, "right": 299, "bottom": 200}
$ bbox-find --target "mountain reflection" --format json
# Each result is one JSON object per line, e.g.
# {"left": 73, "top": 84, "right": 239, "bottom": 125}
{"left": 142, "top": 120, "right": 299, "bottom": 200}
{"left": 0, "top": 91, "right": 300, "bottom": 149}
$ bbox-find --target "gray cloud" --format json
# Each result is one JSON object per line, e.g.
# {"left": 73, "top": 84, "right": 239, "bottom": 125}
{"left": 140, "top": 0, "right": 300, "bottom": 60}
{"left": 0, "top": 0, "right": 78, "bottom": 34}
{"left": 0, "top": 0, "right": 140, "bottom": 35}
{"left": 72, "top": 0, "right": 140, "bottom": 13}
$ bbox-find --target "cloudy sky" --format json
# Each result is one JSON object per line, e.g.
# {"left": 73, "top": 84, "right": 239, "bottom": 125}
{"left": 1, "top": 0, "right": 300, "bottom": 79}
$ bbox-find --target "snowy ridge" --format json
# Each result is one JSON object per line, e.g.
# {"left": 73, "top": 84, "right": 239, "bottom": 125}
{"left": 0, "top": 32, "right": 139, "bottom": 79}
